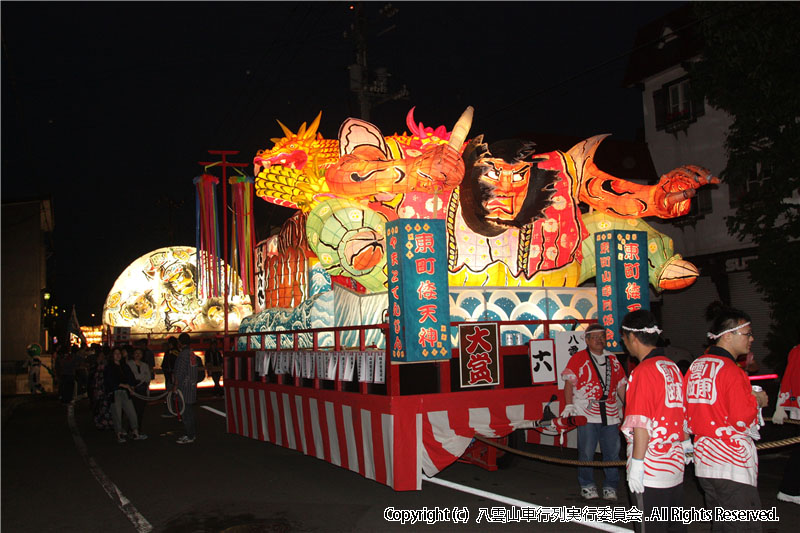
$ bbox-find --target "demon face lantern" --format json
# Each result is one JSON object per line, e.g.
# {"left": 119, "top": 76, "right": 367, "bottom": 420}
{"left": 460, "top": 137, "right": 559, "bottom": 237}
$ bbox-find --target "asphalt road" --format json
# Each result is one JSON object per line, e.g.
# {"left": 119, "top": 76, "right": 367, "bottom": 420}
{"left": 3, "top": 392, "right": 799, "bottom": 532}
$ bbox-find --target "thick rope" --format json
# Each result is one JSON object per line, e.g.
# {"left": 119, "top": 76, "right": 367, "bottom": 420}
{"left": 127, "top": 389, "right": 185, "bottom": 415}
{"left": 128, "top": 390, "right": 171, "bottom": 402}
{"left": 475, "top": 431, "right": 800, "bottom": 467}
{"left": 165, "top": 390, "right": 185, "bottom": 416}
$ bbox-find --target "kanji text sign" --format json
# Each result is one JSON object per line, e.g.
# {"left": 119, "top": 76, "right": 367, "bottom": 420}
{"left": 387, "top": 219, "right": 452, "bottom": 362}
{"left": 458, "top": 323, "right": 500, "bottom": 388}
{"left": 529, "top": 339, "right": 556, "bottom": 384}
{"left": 595, "top": 230, "right": 649, "bottom": 351}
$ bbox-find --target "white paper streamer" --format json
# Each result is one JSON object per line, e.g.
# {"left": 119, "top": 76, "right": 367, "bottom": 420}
{"left": 337, "top": 352, "right": 347, "bottom": 381}
{"left": 327, "top": 352, "right": 338, "bottom": 380}
{"left": 344, "top": 353, "right": 355, "bottom": 381}
{"left": 373, "top": 351, "right": 385, "bottom": 384}
{"left": 255, "top": 351, "right": 265, "bottom": 376}
{"left": 304, "top": 352, "right": 314, "bottom": 379}
{"left": 357, "top": 352, "right": 367, "bottom": 382}
{"left": 315, "top": 352, "right": 325, "bottom": 379}
{"left": 365, "top": 352, "right": 375, "bottom": 384}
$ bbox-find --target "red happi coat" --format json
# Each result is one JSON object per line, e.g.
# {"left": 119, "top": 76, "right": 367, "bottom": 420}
{"left": 562, "top": 349, "right": 627, "bottom": 424}
{"left": 621, "top": 349, "right": 686, "bottom": 489}
{"left": 684, "top": 346, "right": 760, "bottom": 486}
{"left": 777, "top": 344, "right": 800, "bottom": 420}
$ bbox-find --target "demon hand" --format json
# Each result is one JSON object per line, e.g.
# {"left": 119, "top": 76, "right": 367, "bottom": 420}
{"left": 408, "top": 144, "right": 465, "bottom": 193}
{"left": 656, "top": 165, "right": 719, "bottom": 217}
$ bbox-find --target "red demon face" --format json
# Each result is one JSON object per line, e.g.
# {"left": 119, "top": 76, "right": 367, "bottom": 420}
{"left": 476, "top": 157, "right": 532, "bottom": 224}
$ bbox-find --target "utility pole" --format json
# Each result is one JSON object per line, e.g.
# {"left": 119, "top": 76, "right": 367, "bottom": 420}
{"left": 346, "top": 2, "right": 408, "bottom": 121}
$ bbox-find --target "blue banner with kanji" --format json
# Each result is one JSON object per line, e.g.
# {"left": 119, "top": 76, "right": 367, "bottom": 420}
{"left": 595, "top": 230, "right": 650, "bottom": 351}
{"left": 386, "top": 219, "right": 452, "bottom": 362}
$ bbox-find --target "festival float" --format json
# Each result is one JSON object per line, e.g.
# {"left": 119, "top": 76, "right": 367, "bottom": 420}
{"left": 216, "top": 107, "right": 716, "bottom": 490}
{"left": 102, "top": 246, "right": 253, "bottom": 390}
{"left": 103, "top": 246, "right": 252, "bottom": 336}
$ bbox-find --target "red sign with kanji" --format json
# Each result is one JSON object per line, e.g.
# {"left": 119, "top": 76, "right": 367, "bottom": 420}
{"left": 458, "top": 323, "right": 500, "bottom": 388}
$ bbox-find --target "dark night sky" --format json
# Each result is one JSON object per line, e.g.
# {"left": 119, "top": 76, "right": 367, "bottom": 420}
{"left": 1, "top": 1, "right": 683, "bottom": 324}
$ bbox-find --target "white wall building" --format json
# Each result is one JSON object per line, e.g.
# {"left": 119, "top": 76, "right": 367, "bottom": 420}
{"left": 624, "top": 5, "right": 773, "bottom": 368}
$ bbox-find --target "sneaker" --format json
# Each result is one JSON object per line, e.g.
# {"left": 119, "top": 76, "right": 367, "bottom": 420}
{"left": 777, "top": 491, "right": 800, "bottom": 505}
{"left": 176, "top": 436, "right": 196, "bottom": 444}
{"left": 117, "top": 434, "right": 127, "bottom": 444}
{"left": 132, "top": 433, "right": 148, "bottom": 441}
{"left": 581, "top": 486, "right": 599, "bottom": 500}
{"left": 603, "top": 487, "right": 618, "bottom": 501}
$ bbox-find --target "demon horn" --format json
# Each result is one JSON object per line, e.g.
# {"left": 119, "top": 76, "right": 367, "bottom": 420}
{"left": 448, "top": 106, "right": 474, "bottom": 153}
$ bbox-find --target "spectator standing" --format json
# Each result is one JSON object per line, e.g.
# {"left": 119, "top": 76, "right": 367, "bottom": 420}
{"left": 86, "top": 345, "right": 98, "bottom": 403}
{"left": 206, "top": 338, "right": 224, "bottom": 397}
{"left": 75, "top": 347, "right": 89, "bottom": 399}
{"left": 136, "top": 338, "right": 156, "bottom": 385}
{"left": 92, "top": 348, "right": 113, "bottom": 430}
{"left": 127, "top": 347, "right": 151, "bottom": 432}
{"left": 160, "top": 337, "right": 179, "bottom": 418}
{"left": 56, "top": 347, "right": 76, "bottom": 403}
{"left": 173, "top": 333, "right": 198, "bottom": 444}
{"left": 561, "top": 323, "right": 627, "bottom": 501}
{"left": 104, "top": 347, "right": 147, "bottom": 443}
{"left": 684, "top": 302, "right": 767, "bottom": 532}
{"left": 772, "top": 342, "right": 800, "bottom": 505}
{"left": 620, "top": 310, "right": 689, "bottom": 533}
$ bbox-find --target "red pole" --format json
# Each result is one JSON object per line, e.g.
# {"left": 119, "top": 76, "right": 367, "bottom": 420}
{"left": 199, "top": 151, "right": 247, "bottom": 351}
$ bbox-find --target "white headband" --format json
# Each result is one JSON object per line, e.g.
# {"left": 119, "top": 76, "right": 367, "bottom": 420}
{"left": 621, "top": 325, "right": 663, "bottom": 334}
{"left": 707, "top": 321, "right": 751, "bottom": 340}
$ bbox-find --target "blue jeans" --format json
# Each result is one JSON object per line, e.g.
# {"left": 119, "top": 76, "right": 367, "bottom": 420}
{"left": 577, "top": 422, "right": 621, "bottom": 489}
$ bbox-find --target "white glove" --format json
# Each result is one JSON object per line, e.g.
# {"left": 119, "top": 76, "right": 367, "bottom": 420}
{"left": 628, "top": 458, "right": 645, "bottom": 494}
{"left": 560, "top": 404, "right": 578, "bottom": 417}
{"left": 772, "top": 407, "right": 788, "bottom": 425}
{"left": 681, "top": 439, "right": 694, "bottom": 465}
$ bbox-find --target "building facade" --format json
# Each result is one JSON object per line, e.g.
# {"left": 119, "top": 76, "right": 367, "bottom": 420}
{"left": 624, "top": 6, "right": 774, "bottom": 368}
{"left": 2, "top": 198, "right": 54, "bottom": 365}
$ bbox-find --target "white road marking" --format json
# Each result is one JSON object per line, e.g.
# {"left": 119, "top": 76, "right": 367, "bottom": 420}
{"left": 423, "top": 475, "right": 633, "bottom": 532}
{"left": 201, "top": 405, "right": 227, "bottom": 417}
{"left": 67, "top": 404, "right": 153, "bottom": 533}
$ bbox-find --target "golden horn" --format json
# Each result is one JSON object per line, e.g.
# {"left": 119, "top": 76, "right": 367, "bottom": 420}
{"left": 449, "top": 106, "right": 474, "bottom": 153}
{"left": 304, "top": 112, "right": 322, "bottom": 139}
{"left": 276, "top": 119, "right": 294, "bottom": 138}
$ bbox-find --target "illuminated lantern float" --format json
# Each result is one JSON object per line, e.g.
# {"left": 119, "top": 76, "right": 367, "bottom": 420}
{"left": 230, "top": 108, "right": 715, "bottom": 490}
{"left": 103, "top": 246, "right": 252, "bottom": 335}
{"left": 240, "top": 108, "right": 713, "bottom": 346}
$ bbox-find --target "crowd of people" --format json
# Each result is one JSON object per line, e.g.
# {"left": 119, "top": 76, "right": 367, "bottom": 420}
{"left": 563, "top": 302, "right": 800, "bottom": 532}
{"left": 51, "top": 334, "right": 210, "bottom": 445}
